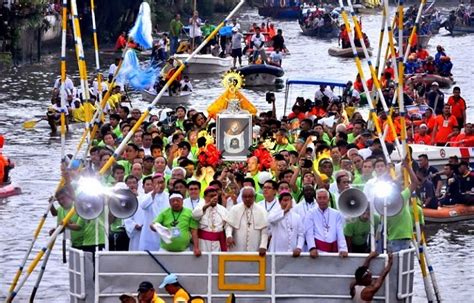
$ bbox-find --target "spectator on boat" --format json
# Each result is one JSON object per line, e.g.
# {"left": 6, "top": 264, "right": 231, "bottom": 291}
{"left": 301, "top": 188, "right": 348, "bottom": 257}
{"left": 180, "top": 76, "right": 193, "bottom": 92}
{"left": 269, "top": 49, "right": 283, "bottom": 67}
{"left": 438, "top": 164, "right": 462, "bottom": 206}
{"left": 225, "top": 187, "right": 269, "bottom": 256}
{"left": 423, "top": 56, "right": 437, "bottom": 74}
{"left": 231, "top": 27, "right": 243, "bottom": 68}
{"left": 447, "top": 86, "right": 467, "bottom": 128}
{"left": 250, "top": 27, "right": 267, "bottom": 64}
{"left": 159, "top": 274, "right": 190, "bottom": 302}
{"left": 458, "top": 161, "right": 474, "bottom": 205}
{"left": 452, "top": 123, "right": 474, "bottom": 147}
{"left": 416, "top": 168, "right": 437, "bottom": 209}
{"left": 136, "top": 281, "right": 165, "bottom": 303}
{"left": 271, "top": 29, "right": 285, "bottom": 52}
{"left": 413, "top": 124, "right": 432, "bottom": 145}
{"left": 169, "top": 14, "right": 184, "bottom": 56}
{"left": 416, "top": 45, "right": 429, "bottom": 61}
{"left": 189, "top": 11, "right": 202, "bottom": 48}
{"left": 151, "top": 191, "right": 201, "bottom": 255}
{"left": 140, "top": 174, "right": 169, "bottom": 251}
{"left": 338, "top": 24, "right": 350, "bottom": 49}
{"left": 350, "top": 252, "right": 393, "bottom": 302}
{"left": 314, "top": 84, "right": 335, "bottom": 103}
{"left": 268, "top": 191, "right": 304, "bottom": 254}
{"left": 432, "top": 104, "right": 458, "bottom": 146}
{"left": 0, "top": 135, "right": 14, "bottom": 185}
{"left": 434, "top": 45, "right": 446, "bottom": 68}
{"left": 426, "top": 81, "right": 444, "bottom": 115}
{"left": 114, "top": 31, "right": 127, "bottom": 51}
{"left": 404, "top": 55, "right": 420, "bottom": 75}
{"left": 438, "top": 56, "right": 453, "bottom": 77}
{"left": 417, "top": 154, "right": 442, "bottom": 195}
{"left": 192, "top": 186, "right": 230, "bottom": 252}
{"left": 344, "top": 209, "right": 380, "bottom": 253}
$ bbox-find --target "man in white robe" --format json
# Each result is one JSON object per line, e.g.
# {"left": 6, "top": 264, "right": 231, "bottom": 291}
{"left": 300, "top": 189, "right": 348, "bottom": 258}
{"left": 294, "top": 185, "right": 317, "bottom": 219}
{"left": 184, "top": 180, "right": 204, "bottom": 211}
{"left": 192, "top": 186, "right": 231, "bottom": 252}
{"left": 139, "top": 174, "right": 169, "bottom": 251}
{"left": 226, "top": 187, "right": 269, "bottom": 256}
{"left": 124, "top": 178, "right": 155, "bottom": 251}
{"left": 257, "top": 180, "right": 280, "bottom": 215}
{"left": 268, "top": 191, "right": 304, "bottom": 255}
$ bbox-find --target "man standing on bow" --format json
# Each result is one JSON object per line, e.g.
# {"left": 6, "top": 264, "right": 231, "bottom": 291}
{"left": 301, "top": 189, "right": 348, "bottom": 257}
{"left": 192, "top": 186, "right": 231, "bottom": 252}
{"left": 226, "top": 187, "right": 269, "bottom": 256}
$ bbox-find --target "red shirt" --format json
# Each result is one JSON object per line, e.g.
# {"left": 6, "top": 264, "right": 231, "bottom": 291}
{"left": 354, "top": 80, "right": 364, "bottom": 92}
{"left": 434, "top": 115, "right": 458, "bottom": 144}
{"left": 447, "top": 96, "right": 466, "bottom": 120}
{"left": 414, "top": 133, "right": 432, "bottom": 145}
{"left": 416, "top": 49, "right": 429, "bottom": 60}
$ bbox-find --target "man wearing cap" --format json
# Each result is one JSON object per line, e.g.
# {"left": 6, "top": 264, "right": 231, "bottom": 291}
{"left": 139, "top": 174, "right": 169, "bottom": 251}
{"left": 192, "top": 186, "right": 231, "bottom": 252}
{"left": 136, "top": 281, "right": 165, "bottom": 303}
{"left": 268, "top": 191, "right": 304, "bottom": 255}
{"left": 159, "top": 274, "right": 190, "bottom": 303}
{"left": 426, "top": 81, "right": 444, "bottom": 115}
{"left": 152, "top": 191, "right": 200, "bottom": 255}
{"left": 226, "top": 187, "right": 269, "bottom": 255}
{"left": 414, "top": 124, "right": 432, "bottom": 145}
{"left": 300, "top": 189, "right": 348, "bottom": 257}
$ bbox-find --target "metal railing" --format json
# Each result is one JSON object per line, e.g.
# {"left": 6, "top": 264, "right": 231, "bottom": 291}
{"left": 68, "top": 248, "right": 86, "bottom": 301}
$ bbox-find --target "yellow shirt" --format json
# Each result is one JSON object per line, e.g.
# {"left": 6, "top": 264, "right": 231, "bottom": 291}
{"left": 107, "top": 93, "right": 121, "bottom": 110}
{"left": 174, "top": 288, "right": 190, "bottom": 303}
{"left": 152, "top": 293, "right": 165, "bottom": 303}
{"left": 71, "top": 106, "right": 85, "bottom": 122}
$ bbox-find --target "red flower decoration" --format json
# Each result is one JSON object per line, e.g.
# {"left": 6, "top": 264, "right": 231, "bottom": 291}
{"left": 198, "top": 143, "right": 222, "bottom": 168}
{"left": 253, "top": 145, "right": 273, "bottom": 171}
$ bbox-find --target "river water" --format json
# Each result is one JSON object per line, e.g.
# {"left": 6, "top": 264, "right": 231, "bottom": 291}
{"left": 0, "top": 5, "right": 472, "bottom": 302}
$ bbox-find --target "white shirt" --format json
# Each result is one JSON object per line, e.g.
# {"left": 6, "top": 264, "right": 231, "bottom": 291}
{"left": 251, "top": 33, "right": 265, "bottom": 50}
{"left": 53, "top": 77, "right": 75, "bottom": 93}
{"left": 270, "top": 52, "right": 283, "bottom": 65}
{"left": 124, "top": 204, "right": 144, "bottom": 251}
{"left": 314, "top": 87, "right": 335, "bottom": 101}
{"left": 183, "top": 197, "right": 203, "bottom": 211}
{"left": 268, "top": 208, "right": 304, "bottom": 252}
{"left": 109, "top": 63, "right": 117, "bottom": 76}
{"left": 358, "top": 148, "right": 373, "bottom": 160}
{"left": 138, "top": 191, "right": 169, "bottom": 251}
{"left": 180, "top": 80, "right": 193, "bottom": 92}
{"left": 192, "top": 202, "right": 232, "bottom": 252}
{"left": 189, "top": 17, "right": 202, "bottom": 38}
{"left": 231, "top": 32, "right": 243, "bottom": 49}
{"left": 301, "top": 207, "right": 348, "bottom": 252}
{"left": 294, "top": 199, "right": 317, "bottom": 220}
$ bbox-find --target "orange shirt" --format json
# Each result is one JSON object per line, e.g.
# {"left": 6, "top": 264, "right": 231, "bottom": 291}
{"left": 425, "top": 115, "right": 436, "bottom": 132}
{"left": 447, "top": 96, "right": 466, "bottom": 120}
{"left": 452, "top": 133, "right": 474, "bottom": 147}
{"left": 310, "top": 107, "right": 327, "bottom": 118}
{"left": 434, "top": 115, "right": 458, "bottom": 143}
{"left": 416, "top": 49, "right": 429, "bottom": 60}
{"left": 354, "top": 80, "right": 363, "bottom": 92}
{"left": 383, "top": 118, "right": 401, "bottom": 143}
{"left": 413, "top": 133, "right": 432, "bottom": 145}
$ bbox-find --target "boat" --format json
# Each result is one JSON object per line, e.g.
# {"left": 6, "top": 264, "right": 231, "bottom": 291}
{"left": 0, "top": 183, "right": 21, "bottom": 199}
{"left": 173, "top": 54, "right": 233, "bottom": 74}
{"left": 238, "top": 64, "right": 285, "bottom": 87}
{"left": 68, "top": 248, "right": 416, "bottom": 302}
{"left": 141, "top": 89, "right": 192, "bottom": 104}
{"left": 391, "top": 144, "right": 474, "bottom": 169}
{"left": 423, "top": 204, "right": 474, "bottom": 223}
{"left": 402, "top": 34, "right": 431, "bottom": 48}
{"left": 406, "top": 73, "right": 453, "bottom": 88}
{"left": 46, "top": 114, "right": 85, "bottom": 134}
{"left": 328, "top": 47, "right": 372, "bottom": 58}
{"left": 257, "top": 4, "right": 301, "bottom": 19}
{"left": 446, "top": 24, "right": 474, "bottom": 35}
{"left": 299, "top": 23, "right": 339, "bottom": 38}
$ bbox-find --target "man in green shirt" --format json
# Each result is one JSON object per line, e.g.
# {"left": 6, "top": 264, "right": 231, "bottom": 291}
{"left": 344, "top": 210, "right": 380, "bottom": 253}
{"left": 152, "top": 192, "right": 201, "bottom": 256}
{"left": 169, "top": 14, "right": 183, "bottom": 55}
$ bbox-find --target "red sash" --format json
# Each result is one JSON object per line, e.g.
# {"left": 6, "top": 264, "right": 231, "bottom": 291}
{"left": 315, "top": 238, "right": 338, "bottom": 253}
{"left": 198, "top": 229, "right": 227, "bottom": 251}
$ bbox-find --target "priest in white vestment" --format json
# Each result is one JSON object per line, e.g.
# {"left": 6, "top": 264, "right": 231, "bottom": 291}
{"left": 192, "top": 186, "right": 232, "bottom": 252}
{"left": 268, "top": 191, "right": 304, "bottom": 255}
{"left": 139, "top": 174, "right": 169, "bottom": 251}
{"left": 226, "top": 187, "right": 269, "bottom": 256}
{"left": 184, "top": 180, "right": 204, "bottom": 210}
{"left": 301, "top": 189, "right": 348, "bottom": 258}
{"left": 294, "top": 185, "right": 318, "bottom": 219}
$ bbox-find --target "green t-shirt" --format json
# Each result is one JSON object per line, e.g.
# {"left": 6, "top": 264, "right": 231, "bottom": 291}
{"left": 387, "top": 188, "right": 414, "bottom": 241}
{"left": 201, "top": 24, "right": 216, "bottom": 37}
{"left": 80, "top": 215, "right": 106, "bottom": 246}
{"left": 113, "top": 125, "right": 122, "bottom": 139}
{"left": 170, "top": 19, "right": 184, "bottom": 37}
{"left": 344, "top": 215, "right": 380, "bottom": 246}
{"left": 347, "top": 133, "right": 357, "bottom": 144}
{"left": 154, "top": 208, "right": 198, "bottom": 252}
{"left": 57, "top": 206, "right": 84, "bottom": 248}
{"left": 110, "top": 218, "right": 124, "bottom": 233}
{"left": 273, "top": 143, "right": 296, "bottom": 154}
{"left": 117, "top": 160, "right": 132, "bottom": 176}
{"left": 409, "top": 199, "right": 425, "bottom": 226}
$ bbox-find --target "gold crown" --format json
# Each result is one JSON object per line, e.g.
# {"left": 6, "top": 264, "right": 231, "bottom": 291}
{"left": 222, "top": 70, "right": 244, "bottom": 91}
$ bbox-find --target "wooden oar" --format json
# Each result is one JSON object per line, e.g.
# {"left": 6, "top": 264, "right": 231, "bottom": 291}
{"left": 23, "top": 118, "right": 45, "bottom": 129}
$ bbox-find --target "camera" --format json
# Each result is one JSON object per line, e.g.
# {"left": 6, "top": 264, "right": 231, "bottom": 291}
{"left": 266, "top": 92, "right": 275, "bottom": 104}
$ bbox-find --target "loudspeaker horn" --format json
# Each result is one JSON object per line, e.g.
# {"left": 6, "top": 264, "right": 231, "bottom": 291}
{"left": 373, "top": 186, "right": 404, "bottom": 217}
{"left": 108, "top": 188, "right": 138, "bottom": 219}
{"left": 75, "top": 191, "right": 105, "bottom": 220}
{"left": 337, "top": 188, "right": 369, "bottom": 218}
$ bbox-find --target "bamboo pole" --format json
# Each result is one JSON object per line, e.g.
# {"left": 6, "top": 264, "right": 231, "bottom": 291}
{"left": 5, "top": 2, "right": 246, "bottom": 301}
{"left": 374, "top": 2, "right": 387, "bottom": 76}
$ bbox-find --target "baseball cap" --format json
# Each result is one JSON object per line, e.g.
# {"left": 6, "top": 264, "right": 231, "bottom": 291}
{"left": 137, "top": 281, "right": 154, "bottom": 292}
{"left": 431, "top": 82, "right": 439, "bottom": 86}
{"left": 159, "top": 274, "right": 178, "bottom": 288}
{"left": 361, "top": 130, "right": 372, "bottom": 137}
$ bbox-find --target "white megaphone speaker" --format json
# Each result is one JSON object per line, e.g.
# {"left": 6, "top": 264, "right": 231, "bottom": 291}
{"left": 108, "top": 188, "right": 138, "bottom": 219}
{"left": 75, "top": 190, "right": 105, "bottom": 220}
{"left": 338, "top": 188, "right": 369, "bottom": 218}
{"left": 373, "top": 181, "right": 404, "bottom": 217}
